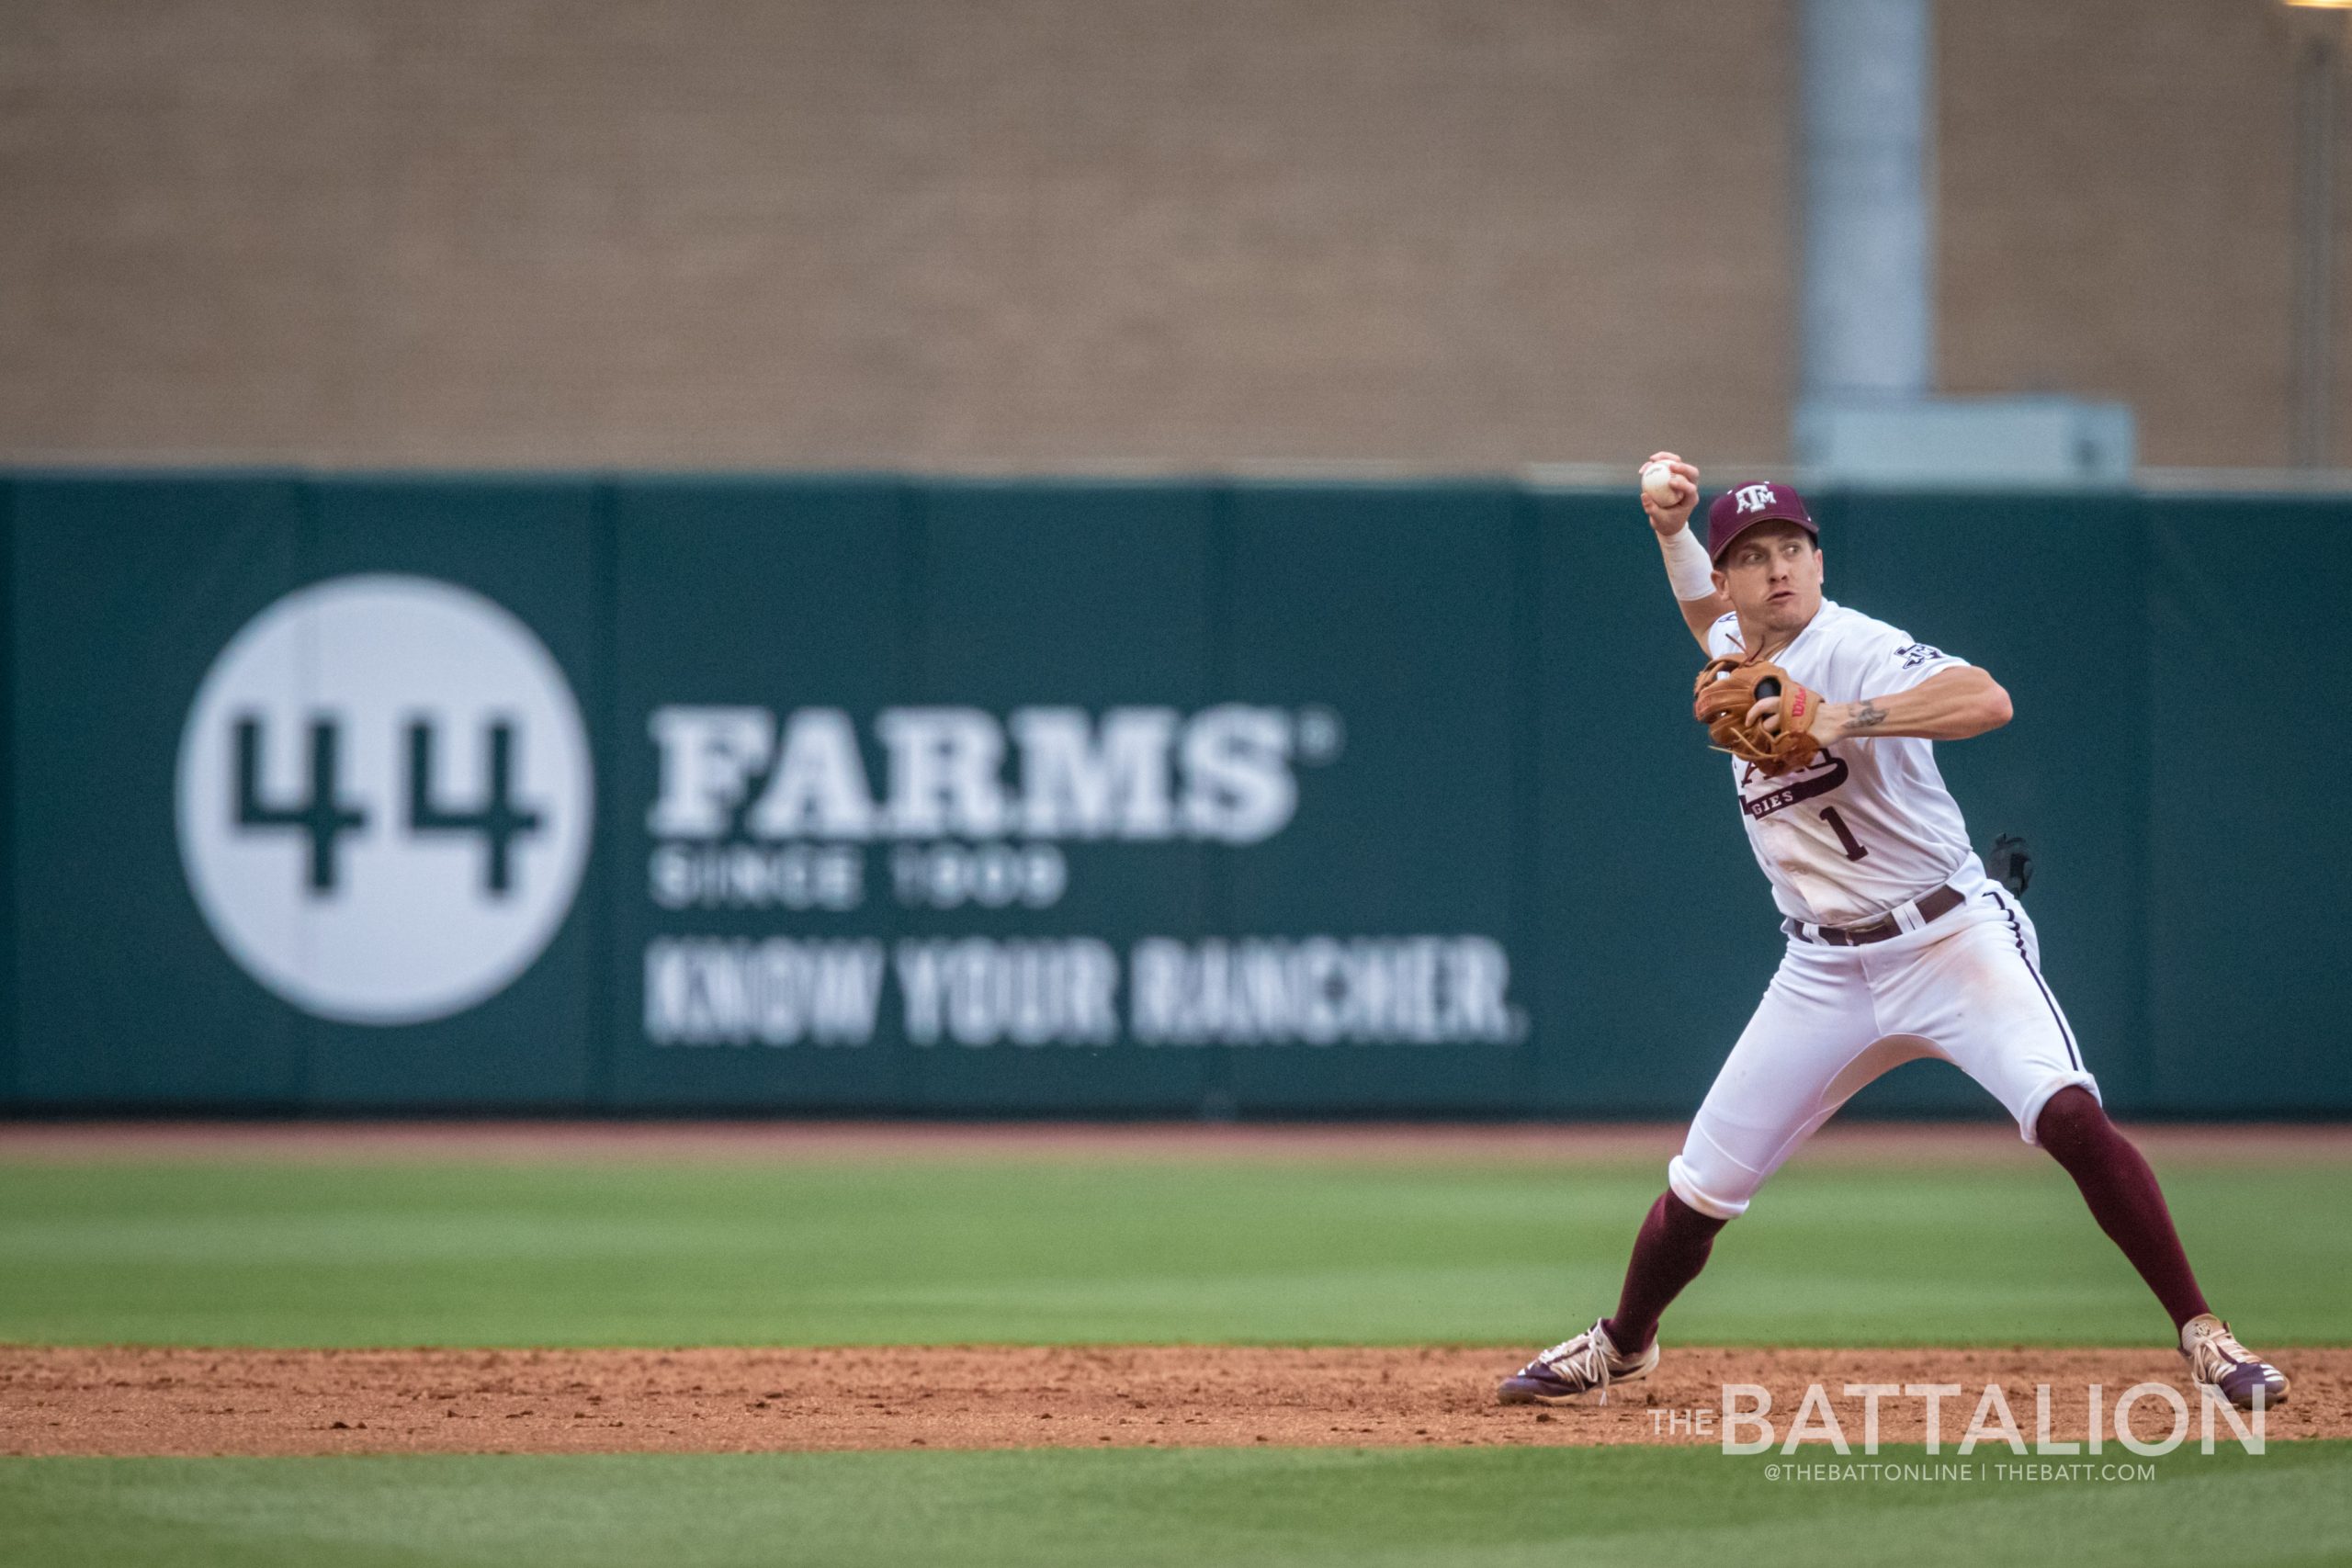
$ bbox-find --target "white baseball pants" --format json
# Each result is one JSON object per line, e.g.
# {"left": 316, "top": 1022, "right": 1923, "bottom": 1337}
{"left": 1668, "top": 884, "right": 2098, "bottom": 1220}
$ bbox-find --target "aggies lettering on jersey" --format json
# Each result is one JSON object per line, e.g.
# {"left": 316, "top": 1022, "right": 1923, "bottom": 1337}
{"left": 1705, "top": 601, "right": 1981, "bottom": 928}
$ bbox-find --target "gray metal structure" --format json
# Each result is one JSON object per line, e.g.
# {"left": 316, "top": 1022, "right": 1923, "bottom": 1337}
{"left": 1795, "top": 0, "right": 2134, "bottom": 483}
{"left": 1798, "top": 0, "right": 1936, "bottom": 406}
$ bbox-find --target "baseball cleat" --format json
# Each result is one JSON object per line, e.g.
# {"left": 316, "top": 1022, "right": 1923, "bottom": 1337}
{"left": 2178, "top": 1314, "right": 2290, "bottom": 1410}
{"left": 1498, "top": 1317, "right": 1658, "bottom": 1406}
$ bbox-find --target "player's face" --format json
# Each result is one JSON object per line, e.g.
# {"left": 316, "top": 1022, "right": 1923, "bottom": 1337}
{"left": 1713, "top": 523, "right": 1824, "bottom": 635}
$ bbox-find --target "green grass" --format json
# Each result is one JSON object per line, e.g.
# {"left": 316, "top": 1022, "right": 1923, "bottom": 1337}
{"left": 0, "top": 1156, "right": 2343, "bottom": 1348}
{"left": 3, "top": 1444, "right": 2347, "bottom": 1568}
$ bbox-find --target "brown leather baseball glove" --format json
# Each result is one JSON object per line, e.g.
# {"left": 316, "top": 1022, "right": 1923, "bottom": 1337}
{"left": 1692, "top": 655, "right": 1821, "bottom": 776}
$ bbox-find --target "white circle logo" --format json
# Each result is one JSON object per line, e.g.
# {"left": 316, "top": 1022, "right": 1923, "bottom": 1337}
{"left": 176, "top": 575, "right": 594, "bottom": 1024}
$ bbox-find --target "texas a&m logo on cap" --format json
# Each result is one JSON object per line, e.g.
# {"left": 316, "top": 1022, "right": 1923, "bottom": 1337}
{"left": 1705, "top": 481, "right": 1819, "bottom": 561}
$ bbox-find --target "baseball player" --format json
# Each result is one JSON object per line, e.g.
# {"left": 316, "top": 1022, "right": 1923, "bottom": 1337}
{"left": 1498, "top": 457, "right": 2290, "bottom": 1411}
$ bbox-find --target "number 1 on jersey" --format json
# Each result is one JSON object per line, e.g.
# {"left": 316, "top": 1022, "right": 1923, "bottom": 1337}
{"left": 1821, "top": 806, "right": 1869, "bottom": 862}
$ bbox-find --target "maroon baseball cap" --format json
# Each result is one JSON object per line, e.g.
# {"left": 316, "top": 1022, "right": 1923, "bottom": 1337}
{"left": 1705, "top": 482, "right": 1818, "bottom": 562}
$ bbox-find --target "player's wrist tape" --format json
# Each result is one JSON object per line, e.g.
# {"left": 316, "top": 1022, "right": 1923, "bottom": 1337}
{"left": 1658, "top": 525, "right": 1716, "bottom": 601}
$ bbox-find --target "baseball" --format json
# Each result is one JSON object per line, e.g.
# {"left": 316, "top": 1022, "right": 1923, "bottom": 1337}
{"left": 1642, "top": 463, "right": 1679, "bottom": 505}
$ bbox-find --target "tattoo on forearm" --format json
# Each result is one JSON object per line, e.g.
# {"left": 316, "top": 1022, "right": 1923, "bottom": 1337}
{"left": 1850, "top": 699, "right": 1889, "bottom": 730}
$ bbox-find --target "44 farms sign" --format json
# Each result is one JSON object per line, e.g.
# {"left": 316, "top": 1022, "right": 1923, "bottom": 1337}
{"left": 177, "top": 576, "right": 593, "bottom": 1025}
{"left": 639, "top": 705, "right": 1520, "bottom": 1052}
{"left": 643, "top": 703, "right": 1335, "bottom": 912}
{"left": 176, "top": 575, "right": 1521, "bottom": 1049}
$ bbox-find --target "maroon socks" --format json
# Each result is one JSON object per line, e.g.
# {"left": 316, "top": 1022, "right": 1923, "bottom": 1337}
{"left": 2034, "top": 1086, "right": 2211, "bottom": 1331}
{"left": 1603, "top": 1190, "right": 1728, "bottom": 1354}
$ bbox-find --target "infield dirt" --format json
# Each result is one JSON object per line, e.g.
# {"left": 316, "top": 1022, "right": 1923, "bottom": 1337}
{"left": 4, "top": 1345, "right": 2343, "bottom": 1456}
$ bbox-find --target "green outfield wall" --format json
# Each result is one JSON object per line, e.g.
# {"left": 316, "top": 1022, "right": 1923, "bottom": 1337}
{"left": 0, "top": 475, "right": 2341, "bottom": 1118}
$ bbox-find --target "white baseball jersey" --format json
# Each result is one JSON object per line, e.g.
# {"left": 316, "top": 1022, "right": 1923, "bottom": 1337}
{"left": 1670, "top": 596, "right": 2098, "bottom": 1207}
{"left": 1705, "top": 600, "right": 1978, "bottom": 928}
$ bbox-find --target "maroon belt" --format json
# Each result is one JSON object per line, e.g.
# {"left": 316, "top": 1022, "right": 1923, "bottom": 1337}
{"left": 1783, "top": 884, "right": 1966, "bottom": 947}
